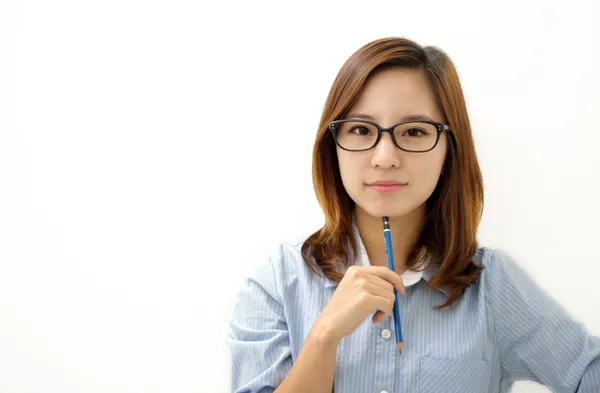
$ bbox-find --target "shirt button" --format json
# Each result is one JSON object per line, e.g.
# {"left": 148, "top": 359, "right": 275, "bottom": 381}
{"left": 381, "top": 329, "right": 391, "bottom": 339}
{"left": 380, "top": 391, "right": 389, "bottom": 393}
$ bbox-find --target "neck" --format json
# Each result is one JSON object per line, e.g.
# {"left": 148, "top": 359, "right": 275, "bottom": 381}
{"left": 354, "top": 204, "right": 426, "bottom": 273}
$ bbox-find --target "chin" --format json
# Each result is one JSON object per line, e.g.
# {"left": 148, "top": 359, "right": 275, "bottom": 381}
{"left": 358, "top": 201, "right": 415, "bottom": 219}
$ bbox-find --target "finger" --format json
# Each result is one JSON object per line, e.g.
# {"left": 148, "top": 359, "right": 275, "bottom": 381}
{"left": 363, "top": 266, "right": 406, "bottom": 294}
{"left": 373, "top": 310, "right": 387, "bottom": 323}
{"left": 359, "top": 279, "right": 396, "bottom": 303}
{"left": 362, "top": 274, "right": 403, "bottom": 299}
{"left": 369, "top": 294, "right": 395, "bottom": 322}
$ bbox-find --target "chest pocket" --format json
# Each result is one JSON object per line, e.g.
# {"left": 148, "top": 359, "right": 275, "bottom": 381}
{"left": 418, "top": 356, "right": 490, "bottom": 393}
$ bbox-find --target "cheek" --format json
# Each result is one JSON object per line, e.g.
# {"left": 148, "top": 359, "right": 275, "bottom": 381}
{"left": 338, "top": 155, "right": 358, "bottom": 182}
{"left": 337, "top": 153, "right": 366, "bottom": 191}
{"left": 405, "top": 154, "right": 445, "bottom": 190}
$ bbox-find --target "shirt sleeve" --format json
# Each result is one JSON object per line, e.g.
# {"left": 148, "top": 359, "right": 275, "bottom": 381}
{"left": 487, "top": 248, "right": 600, "bottom": 392}
{"left": 226, "top": 255, "right": 292, "bottom": 393}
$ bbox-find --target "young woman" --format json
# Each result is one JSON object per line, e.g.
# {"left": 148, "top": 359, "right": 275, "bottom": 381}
{"left": 226, "top": 37, "right": 600, "bottom": 393}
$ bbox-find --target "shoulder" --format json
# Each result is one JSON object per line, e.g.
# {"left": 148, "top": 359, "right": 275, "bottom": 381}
{"left": 472, "top": 246, "right": 541, "bottom": 297}
{"left": 471, "top": 246, "right": 519, "bottom": 272}
{"left": 470, "top": 246, "right": 529, "bottom": 290}
{"left": 252, "top": 240, "right": 324, "bottom": 289}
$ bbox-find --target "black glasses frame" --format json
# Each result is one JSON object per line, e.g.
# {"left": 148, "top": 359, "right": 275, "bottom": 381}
{"left": 329, "top": 119, "right": 453, "bottom": 152}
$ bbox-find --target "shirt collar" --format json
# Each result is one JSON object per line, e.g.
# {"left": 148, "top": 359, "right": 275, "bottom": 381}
{"left": 323, "top": 214, "right": 448, "bottom": 297}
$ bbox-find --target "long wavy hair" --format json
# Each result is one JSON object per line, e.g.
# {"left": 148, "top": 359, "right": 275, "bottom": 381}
{"left": 300, "top": 37, "right": 485, "bottom": 310}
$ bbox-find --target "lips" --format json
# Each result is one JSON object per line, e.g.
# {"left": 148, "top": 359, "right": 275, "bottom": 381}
{"left": 367, "top": 181, "right": 408, "bottom": 186}
{"left": 367, "top": 182, "right": 408, "bottom": 193}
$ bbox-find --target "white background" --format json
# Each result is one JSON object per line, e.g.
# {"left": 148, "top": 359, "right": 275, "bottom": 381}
{"left": 1, "top": 0, "right": 599, "bottom": 392}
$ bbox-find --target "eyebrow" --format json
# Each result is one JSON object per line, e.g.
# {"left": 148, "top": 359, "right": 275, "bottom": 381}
{"left": 346, "top": 112, "right": 437, "bottom": 123}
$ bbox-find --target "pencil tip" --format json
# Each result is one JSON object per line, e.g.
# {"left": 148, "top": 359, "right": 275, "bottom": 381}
{"left": 396, "top": 342, "right": 403, "bottom": 351}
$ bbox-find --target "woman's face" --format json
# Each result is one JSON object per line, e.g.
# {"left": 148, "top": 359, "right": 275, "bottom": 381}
{"left": 336, "top": 67, "right": 448, "bottom": 219}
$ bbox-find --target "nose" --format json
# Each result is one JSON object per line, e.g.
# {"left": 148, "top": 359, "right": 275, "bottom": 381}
{"left": 371, "top": 131, "right": 403, "bottom": 169}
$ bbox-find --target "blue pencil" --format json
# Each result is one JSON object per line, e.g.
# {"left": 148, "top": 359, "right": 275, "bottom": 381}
{"left": 382, "top": 216, "right": 403, "bottom": 352}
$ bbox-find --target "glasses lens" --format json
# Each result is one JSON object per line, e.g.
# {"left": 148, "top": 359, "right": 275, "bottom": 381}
{"left": 393, "top": 122, "right": 438, "bottom": 151}
{"left": 334, "top": 121, "right": 439, "bottom": 151}
{"left": 334, "top": 121, "right": 378, "bottom": 150}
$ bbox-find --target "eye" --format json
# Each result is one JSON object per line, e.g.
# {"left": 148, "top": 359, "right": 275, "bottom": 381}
{"left": 402, "top": 128, "right": 428, "bottom": 137}
{"left": 350, "top": 126, "right": 372, "bottom": 136}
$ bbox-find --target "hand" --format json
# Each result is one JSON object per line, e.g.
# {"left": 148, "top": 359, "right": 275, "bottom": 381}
{"left": 314, "top": 265, "right": 405, "bottom": 344}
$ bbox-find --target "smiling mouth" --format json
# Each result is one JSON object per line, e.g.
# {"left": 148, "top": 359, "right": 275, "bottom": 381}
{"left": 368, "top": 183, "right": 407, "bottom": 193}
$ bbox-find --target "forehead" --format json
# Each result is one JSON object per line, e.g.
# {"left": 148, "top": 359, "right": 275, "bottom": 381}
{"left": 349, "top": 67, "right": 443, "bottom": 123}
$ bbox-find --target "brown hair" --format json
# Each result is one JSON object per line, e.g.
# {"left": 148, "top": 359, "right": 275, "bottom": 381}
{"left": 300, "top": 37, "right": 485, "bottom": 310}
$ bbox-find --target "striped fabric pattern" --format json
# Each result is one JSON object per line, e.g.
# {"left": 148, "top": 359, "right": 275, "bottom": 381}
{"left": 226, "top": 220, "right": 600, "bottom": 393}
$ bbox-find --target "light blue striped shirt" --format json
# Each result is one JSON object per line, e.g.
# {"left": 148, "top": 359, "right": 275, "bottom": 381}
{"left": 226, "top": 220, "right": 600, "bottom": 393}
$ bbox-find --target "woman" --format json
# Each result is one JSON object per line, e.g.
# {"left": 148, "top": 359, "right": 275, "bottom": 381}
{"left": 226, "top": 37, "right": 600, "bottom": 393}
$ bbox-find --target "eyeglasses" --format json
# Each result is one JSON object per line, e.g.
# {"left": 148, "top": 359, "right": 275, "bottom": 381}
{"left": 329, "top": 119, "right": 452, "bottom": 152}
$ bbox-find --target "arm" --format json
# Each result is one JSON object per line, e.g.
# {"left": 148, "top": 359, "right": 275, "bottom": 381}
{"left": 274, "top": 319, "right": 339, "bottom": 393}
{"left": 226, "top": 257, "right": 340, "bottom": 393}
{"left": 487, "top": 249, "right": 600, "bottom": 393}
